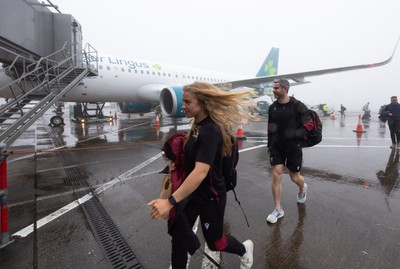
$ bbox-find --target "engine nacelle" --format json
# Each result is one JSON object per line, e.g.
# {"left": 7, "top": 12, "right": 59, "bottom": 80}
{"left": 160, "top": 86, "right": 185, "bottom": 117}
{"left": 118, "top": 102, "right": 153, "bottom": 114}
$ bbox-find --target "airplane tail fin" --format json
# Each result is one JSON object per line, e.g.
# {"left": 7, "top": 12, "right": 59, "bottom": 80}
{"left": 256, "top": 47, "right": 279, "bottom": 77}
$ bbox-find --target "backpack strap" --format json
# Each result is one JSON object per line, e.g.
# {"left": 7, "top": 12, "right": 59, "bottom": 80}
{"left": 231, "top": 188, "right": 250, "bottom": 227}
{"left": 199, "top": 249, "right": 221, "bottom": 268}
{"left": 291, "top": 97, "right": 302, "bottom": 126}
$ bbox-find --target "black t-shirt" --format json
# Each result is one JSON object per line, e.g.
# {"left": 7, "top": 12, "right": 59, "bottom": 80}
{"left": 184, "top": 117, "right": 225, "bottom": 202}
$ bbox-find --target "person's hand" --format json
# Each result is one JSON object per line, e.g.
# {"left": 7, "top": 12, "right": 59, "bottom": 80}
{"left": 148, "top": 198, "right": 173, "bottom": 220}
{"left": 169, "top": 161, "right": 176, "bottom": 171}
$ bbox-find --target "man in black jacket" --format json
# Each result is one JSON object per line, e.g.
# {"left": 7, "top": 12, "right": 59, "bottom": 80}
{"left": 382, "top": 96, "right": 400, "bottom": 148}
{"left": 266, "top": 79, "right": 309, "bottom": 224}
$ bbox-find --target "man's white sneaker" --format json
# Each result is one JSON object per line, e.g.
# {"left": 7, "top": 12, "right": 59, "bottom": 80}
{"left": 240, "top": 240, "right": 254, "bottom": 269}
{"left": 266, "top": 208, "right": 284, "bottom": 224}
{"left": 297, "top": 183, "right": 308, "bottom": 204}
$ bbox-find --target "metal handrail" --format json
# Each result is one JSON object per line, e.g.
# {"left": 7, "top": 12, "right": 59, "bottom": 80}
{"left": 0, "top": 41, "right": 97, "bottom": 113}
{"left": 82, "top": 43, "right": 98, "bottom": 73}
{"left": 1, "top": 42, "right": 77, "bottom": 100}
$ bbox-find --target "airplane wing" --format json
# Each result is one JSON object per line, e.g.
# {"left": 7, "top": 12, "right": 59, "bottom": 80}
{"left": 216, "top": 37, "right": 400, "bottom": 90}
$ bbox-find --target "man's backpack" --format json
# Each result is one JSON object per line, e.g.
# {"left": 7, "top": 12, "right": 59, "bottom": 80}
{"left": 294, "top": 100, "right": 322, "bottom": 148}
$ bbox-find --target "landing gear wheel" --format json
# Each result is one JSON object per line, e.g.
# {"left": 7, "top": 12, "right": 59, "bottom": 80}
{"left": 50, "top": 115, "right": 64, "bottom": 126}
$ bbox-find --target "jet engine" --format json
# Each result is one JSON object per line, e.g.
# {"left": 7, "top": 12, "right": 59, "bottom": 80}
{"left": 159, "top": 86, "right": 185, "bottom": 117}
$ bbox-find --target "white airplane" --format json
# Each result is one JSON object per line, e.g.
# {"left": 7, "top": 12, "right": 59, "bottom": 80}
{"left": 0, "top": 41, "right": 398, "bottom": 122}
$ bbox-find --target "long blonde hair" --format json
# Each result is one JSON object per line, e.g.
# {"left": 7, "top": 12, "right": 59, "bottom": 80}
{"left": 183, "top": 82, "right": 256, "bottom": 157}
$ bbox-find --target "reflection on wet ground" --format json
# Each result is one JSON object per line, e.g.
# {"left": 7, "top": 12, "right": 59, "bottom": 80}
{"left": 264, "top": 204, "right": 306, "bottom": 269}
{"left": 376, "top": 148, "right": 400, "bottom": 211}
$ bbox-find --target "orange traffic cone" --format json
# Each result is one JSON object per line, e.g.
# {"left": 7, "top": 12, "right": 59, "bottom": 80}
{"left": 155, "top": 112, "right": 160, "bottom": 126}
{"left": 353, "top": 115, "right": 366, "bottom": 133}
{"left": 236, "top": 120, "right": 246, "bottom": 140}
{"left": 331, "top": 109, "right": 336, "bottom": 120}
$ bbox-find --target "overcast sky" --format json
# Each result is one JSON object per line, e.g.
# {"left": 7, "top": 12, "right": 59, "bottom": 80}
{"left": 55, "top": 0, "right": 400, "bottom": 112}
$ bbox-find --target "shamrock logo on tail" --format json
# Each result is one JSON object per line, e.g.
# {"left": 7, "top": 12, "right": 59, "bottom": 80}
{"left": 264, "top": 60, "right": 276, "bottom": 76}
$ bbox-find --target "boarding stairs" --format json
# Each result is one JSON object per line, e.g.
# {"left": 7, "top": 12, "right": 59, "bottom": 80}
{"left": 0, "top": 42, "right": 98, "bottom": 147}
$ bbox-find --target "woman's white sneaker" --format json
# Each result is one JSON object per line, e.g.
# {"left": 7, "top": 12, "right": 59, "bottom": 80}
{"left": 240, "top": 240, "right": 254, "bottom": 269}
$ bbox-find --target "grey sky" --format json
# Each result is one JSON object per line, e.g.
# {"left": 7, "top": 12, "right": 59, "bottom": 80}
{"left": 56, "top": 0, "right": 400, "bottom": 112}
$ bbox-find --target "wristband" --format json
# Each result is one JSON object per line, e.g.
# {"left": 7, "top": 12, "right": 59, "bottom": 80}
{"left": 168, "top": 195, "right": 177, "bottom": 206}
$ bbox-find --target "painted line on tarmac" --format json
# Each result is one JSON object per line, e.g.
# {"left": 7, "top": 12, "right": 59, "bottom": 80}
{"left": 323, "top": 137, "right": 391, "bottom": 140}
{"left": 12, "top": 192, "right": 94, "bottom": 238}
{"left": 315, "top": 145, "right": 391, "bottom": 148}
{"left": 239, "top": 144, "right": 268, "bottom": 152}
{"left": 238, "top": 142, "right": 391, "bottom": 150}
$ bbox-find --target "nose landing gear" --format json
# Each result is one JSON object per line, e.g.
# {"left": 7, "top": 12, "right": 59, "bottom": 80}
{"left": 50, "top": 115, "right": 64, "bottom": 126}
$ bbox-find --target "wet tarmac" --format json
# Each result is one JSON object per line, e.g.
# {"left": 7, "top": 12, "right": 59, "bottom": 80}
{"left": 0, "top": 106, "right": 399, "bottom": 269}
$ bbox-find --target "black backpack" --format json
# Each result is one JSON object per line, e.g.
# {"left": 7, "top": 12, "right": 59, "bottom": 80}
{"left": 294, "top": 100, "right": 323, "bottom": 148}
{"left": 220, "top": 135, "right": 249, "bottom": 227}
{"left": 221, "top": 135, "right": 239, "bottom": 192}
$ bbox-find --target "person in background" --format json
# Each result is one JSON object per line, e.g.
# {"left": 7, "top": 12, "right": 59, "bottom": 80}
{"left": 149, "top": 82, "right": 255, "bottom": 269}
{"left": 340, "top": 104, "right": 347, "bottom": 118}
{"left": 322, "top": 104, "right": 329, "bottom": 116}
{"left": 266, "top": 78, "right": 310, "bottom": 224}
{"left": 362, "top": 102, "right": 371, "bottom": 120}
{"left": 382, "top": 96, "right": 400, "bottom": 148}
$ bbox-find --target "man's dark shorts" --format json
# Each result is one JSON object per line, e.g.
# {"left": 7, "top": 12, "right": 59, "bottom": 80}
{"left": 269, "top": 146, "right": 303, "bottom": 172}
